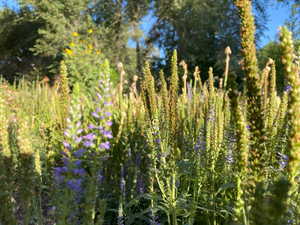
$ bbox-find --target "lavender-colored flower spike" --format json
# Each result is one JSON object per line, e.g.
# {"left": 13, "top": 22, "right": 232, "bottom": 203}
{"left": 72, "top": 168, "right": 86, "bottom": 176}
{"left": 74, "top": 160, "right": 82, "bottom": 167}
{"left": 73, "top": 148, "right": 86, "bottom": 158}
{"left": 75, "top": 136, "right": 83, "bottom": 144}
{"left": 76, "top": 129, "right": 83, "bottom": 134}
{"left": 64, "top": 131, "right": 70, "bottom": 137}
{"left": 105, "top": 112, "right": 112, "bottom": 117}
{"left": 88, "top": 124, "right": 97, "bottom": 129}
{"left": 92, "top": 112, "right": 100, "bottom": 118}
{"left": 63, "top": 141, "right": 71, "bottom": 149}
{"left": 84, "top": 133, "right": 96, "bottom": 140}
{"left": 102, "top": 130, "right": 113, "bottom": 139}
{"left": 83, "top": 141, "right": 93, "bottom": 147}
{"left": 96, "top": 93, "right": 102, "bottom": 100}
{"left": 99, "top": 141, "right": 110, "bottom": 150}
{"left": 66, "top": 179, "right": 83, "bottom": 192}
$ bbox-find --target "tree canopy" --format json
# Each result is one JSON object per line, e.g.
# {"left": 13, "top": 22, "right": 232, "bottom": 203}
{"left": 0, "top": 0, "right": 277, "bottom": 83}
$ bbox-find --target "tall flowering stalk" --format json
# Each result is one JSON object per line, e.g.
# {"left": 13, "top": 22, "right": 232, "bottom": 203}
{"left": 266, "top": 59, "right": 279, "bottom": 165}
{"left": 235, "top": 0, "right": 266, "bottom": 181}
{"left": 232, "top": 94, "right": 249, "bottom": 225}
{"left": 59, "top": 60, "right": 70, "bottom": 129}
{"left": 169, "top": 50, "right": 179, "bottom": 145}
{"left": 142, "top": 61, "right": 157, "bottom": 121}
{"left": 159, "top": 70, "right": 170, "bottom": 132}
{"left": 141, "top": 62, "right": 160, "bottom": 224}
{"left": 54, "top": 60, "right": 113, "bottom": 224}
{"left": 0, "top": 92, "right": 17, "bottom": 225}
{"left": 84, "top": 67, "right": 113, "bottom": 224}
{"left": 17, "top": 115, "right": 40, "bottom": 225}
{"left": 280, "top": 27, "right": 300, "bottom": 223}
{"left": 54, "top": 83, "right": 86, "bottom": 224}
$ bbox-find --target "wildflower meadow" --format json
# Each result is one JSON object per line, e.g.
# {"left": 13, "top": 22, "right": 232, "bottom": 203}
{"left": 1, "top": 0, "right": 300, "bottom": 225}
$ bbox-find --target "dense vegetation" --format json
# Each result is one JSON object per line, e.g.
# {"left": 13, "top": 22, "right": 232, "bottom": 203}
{"left": 1, "top": 0, "right": 300, "bottom": 225}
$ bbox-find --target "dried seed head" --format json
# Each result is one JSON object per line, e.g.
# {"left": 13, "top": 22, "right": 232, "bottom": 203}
{"left": 225, "top": 46, "right": 232, "bottom": 55}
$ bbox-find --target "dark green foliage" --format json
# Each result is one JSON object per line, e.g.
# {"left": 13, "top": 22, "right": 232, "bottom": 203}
{"left": 149, "top": 0, "right": 267, "bottom": 79}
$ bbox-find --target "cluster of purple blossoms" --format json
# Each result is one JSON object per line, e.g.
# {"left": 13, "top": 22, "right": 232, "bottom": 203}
{"left": 285, "top": 85, "right": 292, "bottom": 92}
{"left": 54, "top": 119, "right": 87, "bottom": 193}
{"left": 54, "top": 78, "right": 114, "bottom": 193}
{"left": 88, "top": 97, "right": 113, "bottom": 152}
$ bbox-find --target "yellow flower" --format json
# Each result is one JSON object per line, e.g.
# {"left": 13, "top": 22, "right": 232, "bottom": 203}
{"left": 72, "top": 32, "right": 79, "bottom": 37}
{"left": 64, "top": 48, "right": 73, "bottom": 56}
{"left": 96, "top": 50, "right": 101, "bottom": 55}
{"left": 87, "top": 29, "right": 93, "bottom": 34}
{"left": 88, "top": 44, "right": 93, "bottom": 50}
{"left": 69, "top": 42, "right": 75, "bottom": 47}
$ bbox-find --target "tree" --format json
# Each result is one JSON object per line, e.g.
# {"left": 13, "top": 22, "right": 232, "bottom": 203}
{"left": 18, "top": 0, "right": 93, "bottom": 57}
{"left": 0, "top": 7, "right": 48, "bottom": 81}
{"left": 0, "top": 0, "right": 153, "bottom": 81}
{"left": 148, "top": 0, "right": 268, "bottom": 79}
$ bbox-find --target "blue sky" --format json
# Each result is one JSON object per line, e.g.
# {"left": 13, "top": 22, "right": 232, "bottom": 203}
{"left": 134, "top": 2, "right": 291, "bottom": 53}
{"left": 0, "top": 0, "right": 292, "bottom": 48}
{"left": 260, "top": 2, "right": 291, "bottom": 47}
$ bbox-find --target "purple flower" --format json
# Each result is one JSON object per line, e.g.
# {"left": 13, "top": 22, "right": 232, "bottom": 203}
{"left": 92, "top": 112, "right": 100, "bottom": 118}
{"left": 96, "top": 93, "right": 102, "bottom": 100}
{"left": 75, "top": 136, "right": 82, "bottom": 143}
{"left": 62, "top": 157, "right": 70, "bottom": 166}
{"left": 66, "top": 179, "right": 82, "bottom": 192}
{"left": 76, "top": 121, "right": 81, "bottom": 128}
{"left": 106, "top": 121, "right": 113, "bottom": 126}
{"left": 105, "top": 112, "right": 112, "bottom": 117}
{"left": 102, "top": 130, "right": 113, "bottom": 139}
{"left": 54, "top": 167, "right": 68, "bottom": 184}
{"left": 88, "top": 124, "right": 96, "bottom": 129}
{"left": 285, "top": 85, "right": 292, "bottom": 92}
{"left": 72, "top": 168, "right": 86, "bottom": 176}
{"left": 99, "top": 141, "right": 110, "bottom": 150}
{"left": 74, "top": 160, "right": 82, "bottom": 167}
{"left": 104, "top": 101, "right": 112, "bottom": 106}
{"left": 83, "top": 133, "right": 96, "bottom": 140}
{"left": 63, "top": 141, "right": 71, "bottom": 149}
{"left": 64, "top": 131, "right": 70, "bottom": 137}
{"left": 76, "top": 129, "right": 83, "bottom": 134}
{"left": 73, "top": 148, "right": 86, "bottom": 157}
{"left": 83, "top": 141, "right": 93, "bottom": 147}
{"left": 194, "top": 142, "right": 201, "bottom": 152}
{"left": 54, "top": 166, "right": 68, "bottom": 175}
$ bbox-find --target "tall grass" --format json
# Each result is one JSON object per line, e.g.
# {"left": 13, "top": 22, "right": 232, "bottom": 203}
{"left": 0, "top": 0, "right": 300, "bottom": 224}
